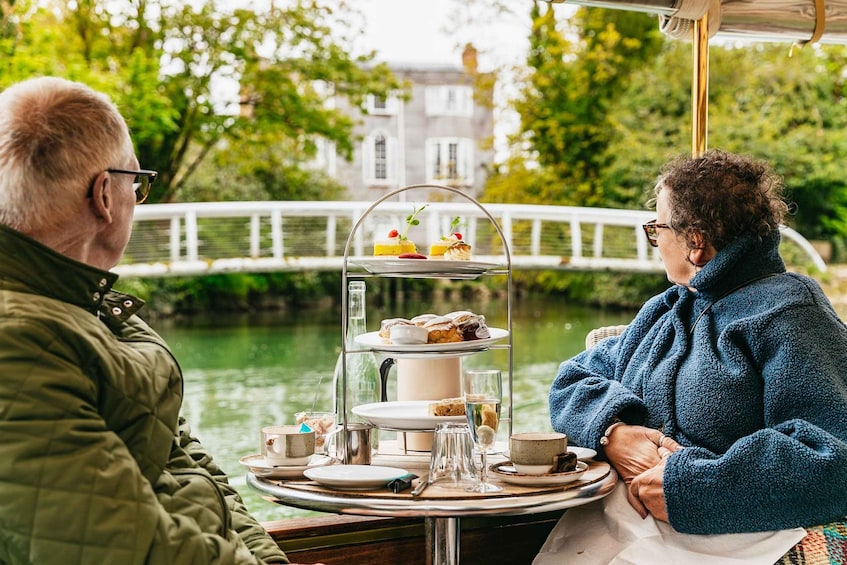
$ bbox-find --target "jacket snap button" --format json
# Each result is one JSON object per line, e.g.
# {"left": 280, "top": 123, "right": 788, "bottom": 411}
{"left": 111, "top": 307, "right": 122, "bottom": 315}
{"left": 92, "top": 292, "right": 101, "bottom": 302}
{"left": 123, "top": 300, "right": 133, "bottom": 307}
{"left": 99, "top": 278, "right": 108, "bottom": 287}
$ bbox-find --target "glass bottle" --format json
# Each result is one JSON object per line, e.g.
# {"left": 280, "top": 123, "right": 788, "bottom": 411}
{"left": 333, "top": 281, "right": 380, "bottom": 457}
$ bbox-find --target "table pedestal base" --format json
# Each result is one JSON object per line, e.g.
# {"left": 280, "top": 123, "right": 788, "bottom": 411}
{"left": 426, "top": 516, "right": 459, "bottom": 565}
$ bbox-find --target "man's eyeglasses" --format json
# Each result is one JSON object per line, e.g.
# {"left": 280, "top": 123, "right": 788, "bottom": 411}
{"left": 642, "top": 219, "right": 672, "bottom": 247}
{"left": 106, "top": 168, "right": 158, "bottom": 204}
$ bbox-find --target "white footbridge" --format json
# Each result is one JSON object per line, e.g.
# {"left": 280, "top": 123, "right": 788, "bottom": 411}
{"left": 116, "top": 201, "right": 826, "bottom": 277}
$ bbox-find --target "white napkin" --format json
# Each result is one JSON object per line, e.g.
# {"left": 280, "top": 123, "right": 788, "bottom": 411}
{"left": 533, "top": 481, "right": 806, "bottom": 565}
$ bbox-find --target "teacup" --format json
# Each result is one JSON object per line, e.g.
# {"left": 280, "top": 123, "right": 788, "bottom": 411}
{"left": 509, "top": 432, "right": 568, "bottom": 475}
{"left": 261, "top": 425, "right": 316, "bottom": 466}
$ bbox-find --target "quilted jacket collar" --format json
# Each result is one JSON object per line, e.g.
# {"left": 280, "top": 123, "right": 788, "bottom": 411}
{"left": 0, "top": 224, "right": 144, "bottom": 322}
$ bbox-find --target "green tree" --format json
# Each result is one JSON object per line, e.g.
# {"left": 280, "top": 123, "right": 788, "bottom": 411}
{"left": 493, "top": 4, "right": 663, "bottom": 207}
{"left": 604, "top": 40, "right": 847, "bottom": 248}
{"left": 0, "top": 0, "right": 404, "bottom": 203}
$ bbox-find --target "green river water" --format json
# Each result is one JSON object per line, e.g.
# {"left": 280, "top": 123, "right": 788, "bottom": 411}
{"left": 155, "top": 296, "right": 634, "bottom": 523}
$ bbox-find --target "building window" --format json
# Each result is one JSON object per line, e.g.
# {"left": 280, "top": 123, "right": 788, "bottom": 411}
{"left": 425, "top": 86, "right": 473, "bottom": 117}
{"left": 426, "top": 137, "right": 474, "bottom": 186}
{"left": 362, "top": 130, "right": 397, "bottom": 185}
{"left": 367, "top": 94, "right": 398, "bottom": 115}
{"left": 374, "top": 135, "right": 387, "bottom": 180}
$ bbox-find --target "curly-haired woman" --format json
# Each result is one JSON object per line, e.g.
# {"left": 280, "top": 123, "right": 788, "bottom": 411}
{"left": 542, "top": 149, "right": 847, "bottom": 563}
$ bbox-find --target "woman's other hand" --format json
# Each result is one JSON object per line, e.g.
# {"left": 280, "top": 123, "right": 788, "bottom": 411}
{"left": 626, "top": 439, "right": 683, "bottom": 522}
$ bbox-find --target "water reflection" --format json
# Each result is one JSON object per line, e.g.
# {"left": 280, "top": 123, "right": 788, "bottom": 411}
{"left": 156, "top": 296, "right": 634, "bottom": 522}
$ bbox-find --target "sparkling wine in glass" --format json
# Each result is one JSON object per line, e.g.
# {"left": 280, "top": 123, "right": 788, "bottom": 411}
{"left": 462, "top": 369, "right": 503, "bottom": 493}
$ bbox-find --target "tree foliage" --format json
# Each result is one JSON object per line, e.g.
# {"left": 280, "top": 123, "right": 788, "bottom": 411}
{"left": 0, "top": 0, "right": 404, "bottom": 203}
{"left": 490, "top": 5, "right": 847, "bottom": 252}
{"left": 497, "top": 4, "right": 664, "bottom": 207}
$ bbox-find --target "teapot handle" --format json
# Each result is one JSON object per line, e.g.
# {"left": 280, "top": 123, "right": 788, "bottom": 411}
{"left": 379, "top": 357, "right": 395, "bottom": 402}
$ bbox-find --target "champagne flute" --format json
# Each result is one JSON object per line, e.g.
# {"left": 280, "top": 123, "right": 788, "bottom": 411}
{"left": 461, "top": 369, "right": 503, "bottom": 493}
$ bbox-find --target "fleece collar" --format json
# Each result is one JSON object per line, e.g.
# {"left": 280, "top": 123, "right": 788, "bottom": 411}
{"left": 687, "top": 230, "right": 786, "bottom": 299}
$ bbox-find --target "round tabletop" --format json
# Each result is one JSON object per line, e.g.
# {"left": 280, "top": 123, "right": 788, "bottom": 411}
{"left": 247, "top": 464, "right": 618, "bottom": 519}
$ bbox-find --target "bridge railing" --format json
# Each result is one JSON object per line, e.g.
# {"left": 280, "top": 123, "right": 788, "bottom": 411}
{"left": 116, "top": 201, "right": 826, "bottom": 277}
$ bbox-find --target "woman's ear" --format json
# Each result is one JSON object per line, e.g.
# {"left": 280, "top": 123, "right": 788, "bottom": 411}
{"left": 89, "top": 172, "right": 114, "bottom": 224}
{"left": 687, "top": 229, "right": 716, "bottom": 267}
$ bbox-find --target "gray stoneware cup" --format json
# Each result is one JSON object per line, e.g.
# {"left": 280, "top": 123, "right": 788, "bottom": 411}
{"left": 509, "top": 432, "right": 568, "bottom": 474}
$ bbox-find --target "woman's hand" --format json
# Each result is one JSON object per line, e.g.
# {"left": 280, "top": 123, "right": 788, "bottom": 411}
{"left": 603, "top": 425, "right": 683, "bottom": 522}
{"left": 602, "top": 424, "right": 665, "bottom": 484}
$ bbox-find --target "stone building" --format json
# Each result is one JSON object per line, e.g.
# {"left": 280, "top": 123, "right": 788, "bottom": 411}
{"left": 322, "top": 45, "right": 495, "bottom": 203}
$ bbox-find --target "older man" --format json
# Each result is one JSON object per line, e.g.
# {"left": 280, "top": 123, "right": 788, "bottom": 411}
{"left": 0, "top": 77, "right": 308, "bottom": 564}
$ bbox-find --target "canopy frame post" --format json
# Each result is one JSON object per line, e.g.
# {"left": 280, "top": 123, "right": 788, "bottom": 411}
{"left": 692, "top": 12, "right": 709, "bottom": 157}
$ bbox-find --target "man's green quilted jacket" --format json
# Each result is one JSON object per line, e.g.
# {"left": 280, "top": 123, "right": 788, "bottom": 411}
{"left": 0, "top": 225, "right": 289, "bottom": 564}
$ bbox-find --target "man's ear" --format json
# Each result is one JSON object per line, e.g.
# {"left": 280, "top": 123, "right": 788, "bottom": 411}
{"left": 89, "top": 172, "right": 114, "bottom": 224}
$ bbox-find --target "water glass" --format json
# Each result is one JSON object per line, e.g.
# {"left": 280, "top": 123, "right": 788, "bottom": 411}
{"left": 429, "top": 422, "right": 477, "bottom": 489}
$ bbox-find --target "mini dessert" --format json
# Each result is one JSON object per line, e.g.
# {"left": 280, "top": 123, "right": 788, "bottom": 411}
{"left": 430, "top": 216, "right": 463, "bottom": 258}
{"left": 373, "top": 204, "right": 428, "bottom": 256}
{"left": 379, "top": 317, "right": 412, "bottom": 339}
{"left": 443, "top": 241, "right": 472, "bottom": 261}
{"left": 373, "top": 229, "right": 415, "bottom": 256}
{"left": 448, "top": 312, "right": 490, "bottom": 341}
{"left": 552, "top": 451, "right": 578, "bottom": 473}
{"left": 429, "top": 397, "right": 466, "bottom": 416}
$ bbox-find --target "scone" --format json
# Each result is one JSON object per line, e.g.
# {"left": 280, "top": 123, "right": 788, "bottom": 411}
{"left": 429, "top": 397, "right": 466, "bottom": 417}
{"left": 424, "top": 319, "right": 461, "bottom": 343}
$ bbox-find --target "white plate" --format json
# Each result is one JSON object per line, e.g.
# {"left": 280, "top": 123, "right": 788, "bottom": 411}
{"left": 355, "top": 327, "right": 509, "bottom": 354}
{"left": 352, "top": 400, "right": 467, "bottom": 430}
{"left": 304, "top": 465, "right": 408, "bottom": 490}
{"left": 239, "top": 454, "right": 334, "bottom": 479}
{"left": 490, "top": 460, "right": 588, "bottom": 487}
{"left": 350, "top": 257, "right": 502, "bottom": 276}
{"left": 568, "top": 446, "right": 597, "bottom": 461}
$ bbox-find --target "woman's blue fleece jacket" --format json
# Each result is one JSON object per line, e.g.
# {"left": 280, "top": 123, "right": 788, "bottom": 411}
{"left": 549, "top": 230, "right": 847, "bottom": 534}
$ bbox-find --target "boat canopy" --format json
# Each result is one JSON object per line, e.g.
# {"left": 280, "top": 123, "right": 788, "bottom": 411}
{"left": 550, "top": 0, "right": 843, "bottom": 46}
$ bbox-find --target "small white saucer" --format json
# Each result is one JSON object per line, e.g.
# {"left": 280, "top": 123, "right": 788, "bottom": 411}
{"left": 503, "top": 446, "right": 596, "bottom": 465}
{"left": 490, "top": 460, "right": 588, "bottom": 487}
{"left": 239, "top": 454, "right": 334, "bottom": 479}
{"left": 304, "top": 465, "right": 408, "bottom": 490}
{"left": 569, "top": 446, "right": 597, "bottom": 461}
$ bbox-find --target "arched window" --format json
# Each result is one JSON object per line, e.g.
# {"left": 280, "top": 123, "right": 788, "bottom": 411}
{"left": 362, "top": 130, "right": 397, "bottom": 185}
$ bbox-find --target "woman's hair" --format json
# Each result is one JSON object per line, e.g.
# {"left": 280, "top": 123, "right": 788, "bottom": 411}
{"left": 653, "top": 149, "right": 789, "bottom": 251}
{"left": 0, "top": 77, "right": 133, "bottom": 232}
